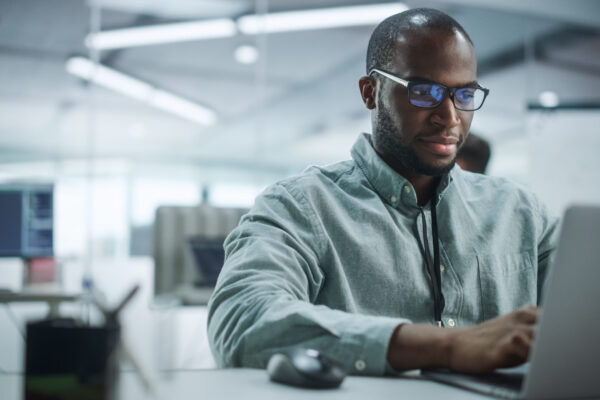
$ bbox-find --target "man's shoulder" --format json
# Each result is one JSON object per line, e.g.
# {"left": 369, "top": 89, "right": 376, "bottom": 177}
{"left": 453, "top": 168, "right": 545, "bottom": 208}
{"left": 250, "top": 159, "right": 359, "bottom": 219}
{"left": 455, "top": 168, "right": 529, "bottom": 192}
{"left": 272, "top": 159, "right": 358, "bottom": 193}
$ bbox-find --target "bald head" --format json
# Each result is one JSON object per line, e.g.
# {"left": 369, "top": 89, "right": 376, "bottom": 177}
{"left": 366, "top": 8, "right": 474, "bottom": 74}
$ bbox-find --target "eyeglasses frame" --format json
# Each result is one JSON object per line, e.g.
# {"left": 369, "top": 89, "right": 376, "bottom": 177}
{"left": 368, "top": 68, "right": 490, "bottom": 111}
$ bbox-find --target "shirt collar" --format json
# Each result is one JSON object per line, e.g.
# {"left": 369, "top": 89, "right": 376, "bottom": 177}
{"left": 351, "top": 132, "right": 455, "bottom": 209}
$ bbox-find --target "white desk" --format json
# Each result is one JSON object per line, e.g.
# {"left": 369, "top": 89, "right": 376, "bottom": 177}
{"left": 0, "top": 291, "right": 79, "bottom": 317}
{"left": 1, "top": 368, "right": 491, "bottom": 400}
{"left": 0, "top": 258, "right": 217, "bottom": 376}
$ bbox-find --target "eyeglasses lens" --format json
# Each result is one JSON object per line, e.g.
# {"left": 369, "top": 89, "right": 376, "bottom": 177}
{"left": 455, "top": 87, "right": 485, "bottom": 110}
{"left": 409, "top": 83, "right": 485, "bottom": 110}
{"left": 409, "top": 83, "right": 444, "bottom": 107}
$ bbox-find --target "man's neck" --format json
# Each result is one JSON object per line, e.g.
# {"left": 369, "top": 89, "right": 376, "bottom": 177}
{"left": 378, "top": 153, "right": 437, "bottom": 207}
{"left": 407, "top": 174, "right": 437, "bottom": 207}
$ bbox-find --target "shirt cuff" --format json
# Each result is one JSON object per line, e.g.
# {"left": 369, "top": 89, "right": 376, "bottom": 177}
{"left": 339, "top": 316, "right": 411, "bottom": 376}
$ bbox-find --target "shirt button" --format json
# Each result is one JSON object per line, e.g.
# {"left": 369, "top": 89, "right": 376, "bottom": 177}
{"left": 391, "top": 196, "right": 397, "bottom": 203}
{"left": 440, "top": 264, "right": 446, "bottom": 272}
{"left": 354, "top": 360, "right": 366, "bottom": 371}
{"left": 447, "top": 318, "right": 456, "bottom": 327}
{"left": 404, "top": 186, "right": 411, "bottom": 193}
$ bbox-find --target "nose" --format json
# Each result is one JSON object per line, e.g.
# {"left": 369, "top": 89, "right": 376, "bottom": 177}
{"left": 430, "top": 94, "right": 460, "bottom": 129}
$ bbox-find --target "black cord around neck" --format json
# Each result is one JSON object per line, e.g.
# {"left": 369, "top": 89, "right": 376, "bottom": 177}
{"left": 430, "top": 193, "right": 445, "bottom": 326}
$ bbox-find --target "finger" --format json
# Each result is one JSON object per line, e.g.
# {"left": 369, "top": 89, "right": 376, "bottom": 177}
{"left": 515, "top": 306, "right": 538, "bottom": 325}
{"left": 513, "top": 330, "right": 533, "bottom": 348}
{"left": 526, "top": 325, "right": 536, "bottom": 342}
{"left": 491, "top": 334, "right": 529, "bottom": 369}
{"left": 510, "top": 331, "right": 533, "bottom": 360}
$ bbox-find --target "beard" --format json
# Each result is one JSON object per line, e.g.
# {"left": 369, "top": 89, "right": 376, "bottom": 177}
{"left": 373, "top": 101, "right": 457, "bottom": 177}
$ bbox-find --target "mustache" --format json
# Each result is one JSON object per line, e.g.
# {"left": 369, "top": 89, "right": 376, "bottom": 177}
{"left": 418, "top": 130, "right": 462, "bottom": 145}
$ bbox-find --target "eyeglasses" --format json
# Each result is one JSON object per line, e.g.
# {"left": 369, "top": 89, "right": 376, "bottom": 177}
{"left": 369, "top": 68, "right": 490, "bottom": 111}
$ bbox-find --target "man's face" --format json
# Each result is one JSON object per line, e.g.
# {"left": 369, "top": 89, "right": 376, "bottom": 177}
{"left": 371, "top": 30, "right": 477, "bottom": 176}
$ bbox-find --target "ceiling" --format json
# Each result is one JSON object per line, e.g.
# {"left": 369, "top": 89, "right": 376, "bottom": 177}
{"left": 1, "top": 0, "right": 599, "bottom": 183}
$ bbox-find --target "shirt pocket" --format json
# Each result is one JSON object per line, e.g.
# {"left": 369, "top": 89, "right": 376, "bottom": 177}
{"left": 477, "top": 251, "right": 537, "bottom": 320}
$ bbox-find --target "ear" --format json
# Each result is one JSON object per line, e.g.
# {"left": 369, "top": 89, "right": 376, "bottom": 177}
{"left": 358, "top": 76, "right": 377, "bottom": 110}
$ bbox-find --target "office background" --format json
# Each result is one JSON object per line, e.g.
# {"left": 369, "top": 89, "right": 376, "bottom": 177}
{"left": 1, "top": 0, "right": 600, "bottom": 384}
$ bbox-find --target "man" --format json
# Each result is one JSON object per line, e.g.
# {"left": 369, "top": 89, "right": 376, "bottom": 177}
{"left": 456, "top": 133, "right": 492, "bottom": 174}
{"left": 207, "top": 8, "right": 558, "bottom": 376}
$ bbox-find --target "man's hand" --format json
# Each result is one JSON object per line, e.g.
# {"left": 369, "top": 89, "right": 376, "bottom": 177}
{"left": 387, "top": 305, "right": 539, "bottom": 374}
{"left": 446, "top": 305, "right": 538, "bottom": 373}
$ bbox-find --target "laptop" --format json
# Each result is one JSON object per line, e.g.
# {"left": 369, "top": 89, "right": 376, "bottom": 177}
{"left": 422, "top": 205, "right": 600, "bottom": 399}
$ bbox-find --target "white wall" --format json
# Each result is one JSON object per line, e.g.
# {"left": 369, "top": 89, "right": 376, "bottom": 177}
{"left": 529, "top": 111, "right": 600, "bottom": 215}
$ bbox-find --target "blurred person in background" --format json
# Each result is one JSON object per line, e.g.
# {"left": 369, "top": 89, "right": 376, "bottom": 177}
{"left": 456, "top": 132, "right": 491, "bottom": 174}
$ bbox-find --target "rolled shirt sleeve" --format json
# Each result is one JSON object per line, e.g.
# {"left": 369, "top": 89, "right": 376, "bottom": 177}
{"left": 207, "top": 182, "right": 407, "bottom": 376}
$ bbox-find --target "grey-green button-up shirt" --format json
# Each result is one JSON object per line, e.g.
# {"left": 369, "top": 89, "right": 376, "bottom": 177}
{"left": 207, "top": 132, "right": 559, "bottom": 376}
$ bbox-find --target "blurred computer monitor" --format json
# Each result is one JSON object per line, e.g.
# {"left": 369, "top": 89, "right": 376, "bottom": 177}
{"left": 153, "top": 205, "right": 247, "bottom": 304}
{"left": 188, "top": 237, "right": 225, "bottom": 286}
{"left": 0, "top": 184, "right": 54, "bottom": 258}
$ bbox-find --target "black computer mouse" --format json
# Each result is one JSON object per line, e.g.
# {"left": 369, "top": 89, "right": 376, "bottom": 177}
{"left": 266, "top": 347, "right": 346, "bottom": 389}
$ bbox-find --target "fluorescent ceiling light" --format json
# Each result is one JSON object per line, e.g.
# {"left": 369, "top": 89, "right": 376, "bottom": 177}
{"left": 84, "top": 3, "right": 408, "bottom": 50}
{"left": 66, "top": 57, "right": 217, "bottom": 126}
{"left": 85, "top": 19, "right": 237, "bottom": 50}
{"left": 66, "top": 57, "right": 152, "bottom": 100}
{"left": 237, "top": 3, "right": 409, "bottom": 34}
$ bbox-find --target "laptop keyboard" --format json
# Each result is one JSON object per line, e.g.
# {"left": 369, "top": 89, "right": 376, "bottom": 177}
{"left": 482, "top": 372, "right": 524, "bottom": 399}
{"left": 422, "top": 369, "right": 524, "bottom": 399}
{"left": 483, "top": 372, "right": 524, "bottom": 390}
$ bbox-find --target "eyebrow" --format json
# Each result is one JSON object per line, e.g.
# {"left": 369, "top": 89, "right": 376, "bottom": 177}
{"left": 405, "top": 76, "right": 479, "bottom": 88}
